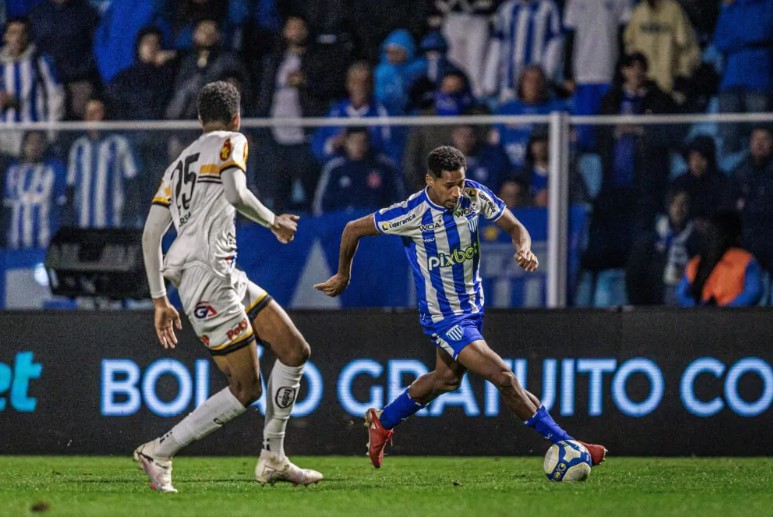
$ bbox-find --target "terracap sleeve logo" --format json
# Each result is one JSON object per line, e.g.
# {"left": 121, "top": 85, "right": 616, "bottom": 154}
{"left": 220, "top": 138, "right": 232, "bottom": 161}
{"left": 427, "top": 242, "right": 479, "bottom": 271}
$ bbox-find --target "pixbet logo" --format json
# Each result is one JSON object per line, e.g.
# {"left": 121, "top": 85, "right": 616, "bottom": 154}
{"left": 0, "top": 352, "right": 43, "bottom": 412}
{"left": 226, "top": 318, "right": 249, "bottom": 341}
{"left": 427, "top": 243, "right": 479, "bottom": 271}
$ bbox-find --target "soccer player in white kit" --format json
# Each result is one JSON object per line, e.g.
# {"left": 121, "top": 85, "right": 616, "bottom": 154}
{"left": 134, "top": 81, "right": 323, "bottom": 492}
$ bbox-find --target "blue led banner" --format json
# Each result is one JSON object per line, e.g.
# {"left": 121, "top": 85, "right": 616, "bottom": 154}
{"left": 0, "top": 309, "right": 770, "bottom": 456}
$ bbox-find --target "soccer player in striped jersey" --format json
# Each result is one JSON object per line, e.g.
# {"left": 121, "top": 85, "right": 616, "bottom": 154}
{"left": 316, "top": 146, "right": 607, "bottom": 469}
{"left": 135, "top": 81, "right": 322, "bottom": 492}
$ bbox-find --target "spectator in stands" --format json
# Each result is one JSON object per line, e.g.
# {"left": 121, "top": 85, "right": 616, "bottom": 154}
{"left": 255, "top": 14, "right": 345, "bottom": 211}
{"left": 435, "top": 0, "right": 499, "bottom": 97}
{"left": 170, "top": 0, "right": 244, "bottom": 51}
{"left": 1, "top": 130, "right": 66, "bottom": 249}
{"left": 450, "top": 123, "right": 511, "bottom": 192}
{"left": 516, "top": 131, "right": 550, "bottom": 207}
{"left": 498, "top": 177, "right": 532, "bottom": 209}
{"left": 105, "top": 26, "right": 175, "bottom": 121}
{"left": 348, "top": 1, "right": 434, "bottom": 64}
{"left": 403, "top": 69, "right": 480, "bottom": 190}
{"left": 374, "top": 29, "right": 425, "bottom": 115}
{"left": 714, "top": 0, "right": 773, "bottom": 155}
{"left": 165, "top": 18, "right": 246, "bottom": 120}
{"left": 626, "top": 189, "right": 699, "bottom": 305}
{"left": 312, "top": 62, "right": 396, "bottom": 164}
{"left": 0, "top": 17, "right": 64, "bottom": 156}
{"left": 624, "top": 0, "right": 701, "bottom": 103}
{"left": 313, "top": 127, "right": 400, "bottom": 215}
{"left": 93, "top": 0, "right": 171, "bottom": 85}
{"left": 671, "top": 135, "right": 726, "bottom": 225}
{"left": 28, "top": 0, "right": 100, "bottom": 120}
{"left": 408, "top": 30, "right": 466, "bottom": 111}
{"left": 493, "top": 65, "right": 566, "bottom": 170}
{"left": 66, "top": 97, "right": 139, "bottom": 229}
{"left": 598, "top": 52, "right": 678, "bottom": 233}
{"left": 563, "top": 0, "right": 632, "bottom": 152}
{"left": 484, "top": 0, "right": 563, "bottom": 101}
{"left": 677, "top": 211, "right": 763, "bottom": 307}
{"left": 724, "top": 126, "right": 773, "bottom": 274}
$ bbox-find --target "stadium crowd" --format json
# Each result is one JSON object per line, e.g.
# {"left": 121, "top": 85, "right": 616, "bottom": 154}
{"left": 1, "top": 0, "right": 772, "bottom": 307}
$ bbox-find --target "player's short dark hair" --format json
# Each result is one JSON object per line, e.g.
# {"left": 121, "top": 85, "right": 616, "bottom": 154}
{"left": 197, "top": 81, "right": 240, "bottom": 124}
{"left": 427, "top": 146, "right": 466, "bottom": 177}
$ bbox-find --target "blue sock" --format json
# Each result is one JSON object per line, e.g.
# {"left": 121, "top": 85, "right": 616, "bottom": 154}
{"left": 525, "top": 406, "right": 573, "bottom": 444}
{"left": 379, "top": 388, "right": 426, "bottom": 429}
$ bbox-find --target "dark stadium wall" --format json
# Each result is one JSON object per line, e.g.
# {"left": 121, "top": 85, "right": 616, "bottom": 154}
{"left": 0, "top": 309, "right": 771, "bottom": 456}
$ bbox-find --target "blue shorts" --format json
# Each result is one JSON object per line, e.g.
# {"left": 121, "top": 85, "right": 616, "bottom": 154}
{"left": 422, "top": 314, "right": 484, "bottom": 360}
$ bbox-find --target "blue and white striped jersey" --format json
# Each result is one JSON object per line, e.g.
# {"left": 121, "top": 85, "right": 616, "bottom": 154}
{"left": 491, "top": 0, "right": 562, "bottom": 99}
{"left": 2, "top": 158, "right": 67, "bottom": 249}
{"left": 373, "top": 180, "right": 506, "bottom": 327}
{"left": 0, "top": 44, "right": 64, "bottom": 123}
{"left": 67, "top": 133, "right": 138, "bottom": 228}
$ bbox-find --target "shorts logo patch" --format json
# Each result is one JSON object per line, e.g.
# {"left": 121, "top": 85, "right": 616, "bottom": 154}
{"left": 226, "top": 318, "right": 250, "bottom": 342}
{"left": 220, "top": 138, "right": 232, "bottom": 161}
{"left": 194, "top": 302, "right": 218, "bottom": 319}
{"left": 446, "top": 325, "right": 464, "bottom": 341}
{"left": 275, "top": 387, "right": 297, "bottom": 409}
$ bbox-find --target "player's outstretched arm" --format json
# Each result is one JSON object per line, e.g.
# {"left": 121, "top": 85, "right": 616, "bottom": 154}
{"left": 221, "top": 167, "right": 300, "bottom": 244}
{"left": 496, "top": 209, "right": 539, "bottom": 272}
{"left": 314, "top": 213, "right": 380, "bottom": 296}
{"left": 142, "top": 205, "right": 182, "bottom": 349}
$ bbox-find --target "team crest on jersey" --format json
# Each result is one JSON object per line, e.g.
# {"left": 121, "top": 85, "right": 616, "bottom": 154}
{"left": 220, "top": 138, "right": 232, "bottom": 161}
{"left": 194, "top": 302, "right": 218, "bottom": 319}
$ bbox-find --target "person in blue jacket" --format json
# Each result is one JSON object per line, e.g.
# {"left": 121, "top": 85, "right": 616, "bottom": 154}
{"left": 374, "top": 29, "right": 425, "bottom": 115}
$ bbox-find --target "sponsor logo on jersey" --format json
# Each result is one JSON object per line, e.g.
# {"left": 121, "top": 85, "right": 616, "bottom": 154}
{"left": 220, "top": 138, "right": 232, "bottom": 161}
{"left": 201, "top": 335, "right": 210, "bottom": 346}
{"left": 226, "top": 317, "right": 250, "bottom": 342}
{"left": 275, "top": 386, "right": 298, "bottom": 408}
{"left": 194, "top": 302, "right": 218, "bottom": 319}
{"left": 381, "top": 212, "right": 416, "bottom": 231}
{"left": 427, "top": 242, "right": 479, "bottom": 271}
{"left": 419, "top": 221, "right": 443, "bottom": 232}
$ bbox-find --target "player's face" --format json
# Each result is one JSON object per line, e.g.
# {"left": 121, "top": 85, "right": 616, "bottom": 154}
{"left": 427, "top": 168, "right": 465, "bottom": 210}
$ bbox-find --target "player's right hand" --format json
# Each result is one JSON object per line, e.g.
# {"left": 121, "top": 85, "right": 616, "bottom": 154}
{"left": 314, "top": 273, "right": 350, "bottom": 297}
{"left": 271, "top": 213, "right": 300, "bottom": 244}
{"left": 154, "top": 301, "right": 182, "bottom": 349}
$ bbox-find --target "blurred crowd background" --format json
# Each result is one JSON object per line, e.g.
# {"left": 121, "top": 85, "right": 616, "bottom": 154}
{"left": 1, "top": 0, "right": 772, "bottom": 308}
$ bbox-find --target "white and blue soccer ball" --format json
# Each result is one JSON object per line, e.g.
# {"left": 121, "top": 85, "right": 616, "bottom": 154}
{"left": 543, "top": 440, "right": 592, "bottom": 482}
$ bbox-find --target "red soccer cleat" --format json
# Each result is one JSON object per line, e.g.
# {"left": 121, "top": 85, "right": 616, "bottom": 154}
{"left": 364, "top": 408, "right": 394, "bottom": 469}
{"left": 577, "top": 440, "right": 608, "bottom": 466}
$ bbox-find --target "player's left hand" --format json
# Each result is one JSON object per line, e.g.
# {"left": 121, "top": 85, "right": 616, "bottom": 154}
{"left": 314, "top": 273, "right": 350, "bottom": 297}
{"left": 271, "top": 214, "right": 300, "bottom": 244}
{"left": 515, "top": 249, "right": 539, "bottom": 272}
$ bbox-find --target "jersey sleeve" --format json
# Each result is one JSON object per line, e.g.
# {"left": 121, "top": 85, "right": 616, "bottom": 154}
{"left": 216, "top": 133, "right": 248, "bottom": 174}
{"left": 466, "top": 180, "right": 506, "bottom": 221}
{"left": 151, "top": 164, "right": 174, "bottom": 208}
{"left": 373, "top": 199, "right": 420, "bottom": 237}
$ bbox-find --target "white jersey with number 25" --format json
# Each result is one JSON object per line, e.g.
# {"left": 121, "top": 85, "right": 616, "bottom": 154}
{"left": 151, "top": 130, "right": 249, "bottom": 285}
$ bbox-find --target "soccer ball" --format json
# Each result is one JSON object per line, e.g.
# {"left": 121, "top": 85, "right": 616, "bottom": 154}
{"left": 543, "top": 440, "right": 592, "bottom": 482}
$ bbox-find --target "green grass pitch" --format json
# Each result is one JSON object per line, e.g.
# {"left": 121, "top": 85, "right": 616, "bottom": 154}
{"left": 1, "top": 456, "right": 771, "bottom": 516}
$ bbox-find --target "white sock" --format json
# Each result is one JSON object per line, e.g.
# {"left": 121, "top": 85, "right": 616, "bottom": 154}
{"left": 155, "top": 387, "right": 246, "bottom": 457}
{"left": 263, "top": 361, "right": 304, "bottom": 459}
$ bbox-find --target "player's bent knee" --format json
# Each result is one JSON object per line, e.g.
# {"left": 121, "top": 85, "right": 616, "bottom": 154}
{"left": 493, "top": 371, "right": 518, "bottom": 394}
{"left": 229, "top": 379, "right": 262, "bottom": 406}
{"left": 282, "top": 337, "right": 311, "bottom": 366}
{"left": 435, "top": 372, "right": 463, "bottom": 393}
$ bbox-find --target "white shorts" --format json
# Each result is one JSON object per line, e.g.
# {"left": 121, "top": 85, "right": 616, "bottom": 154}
{"left": 176, "top": 265, "right": 272, "bottom": 355}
